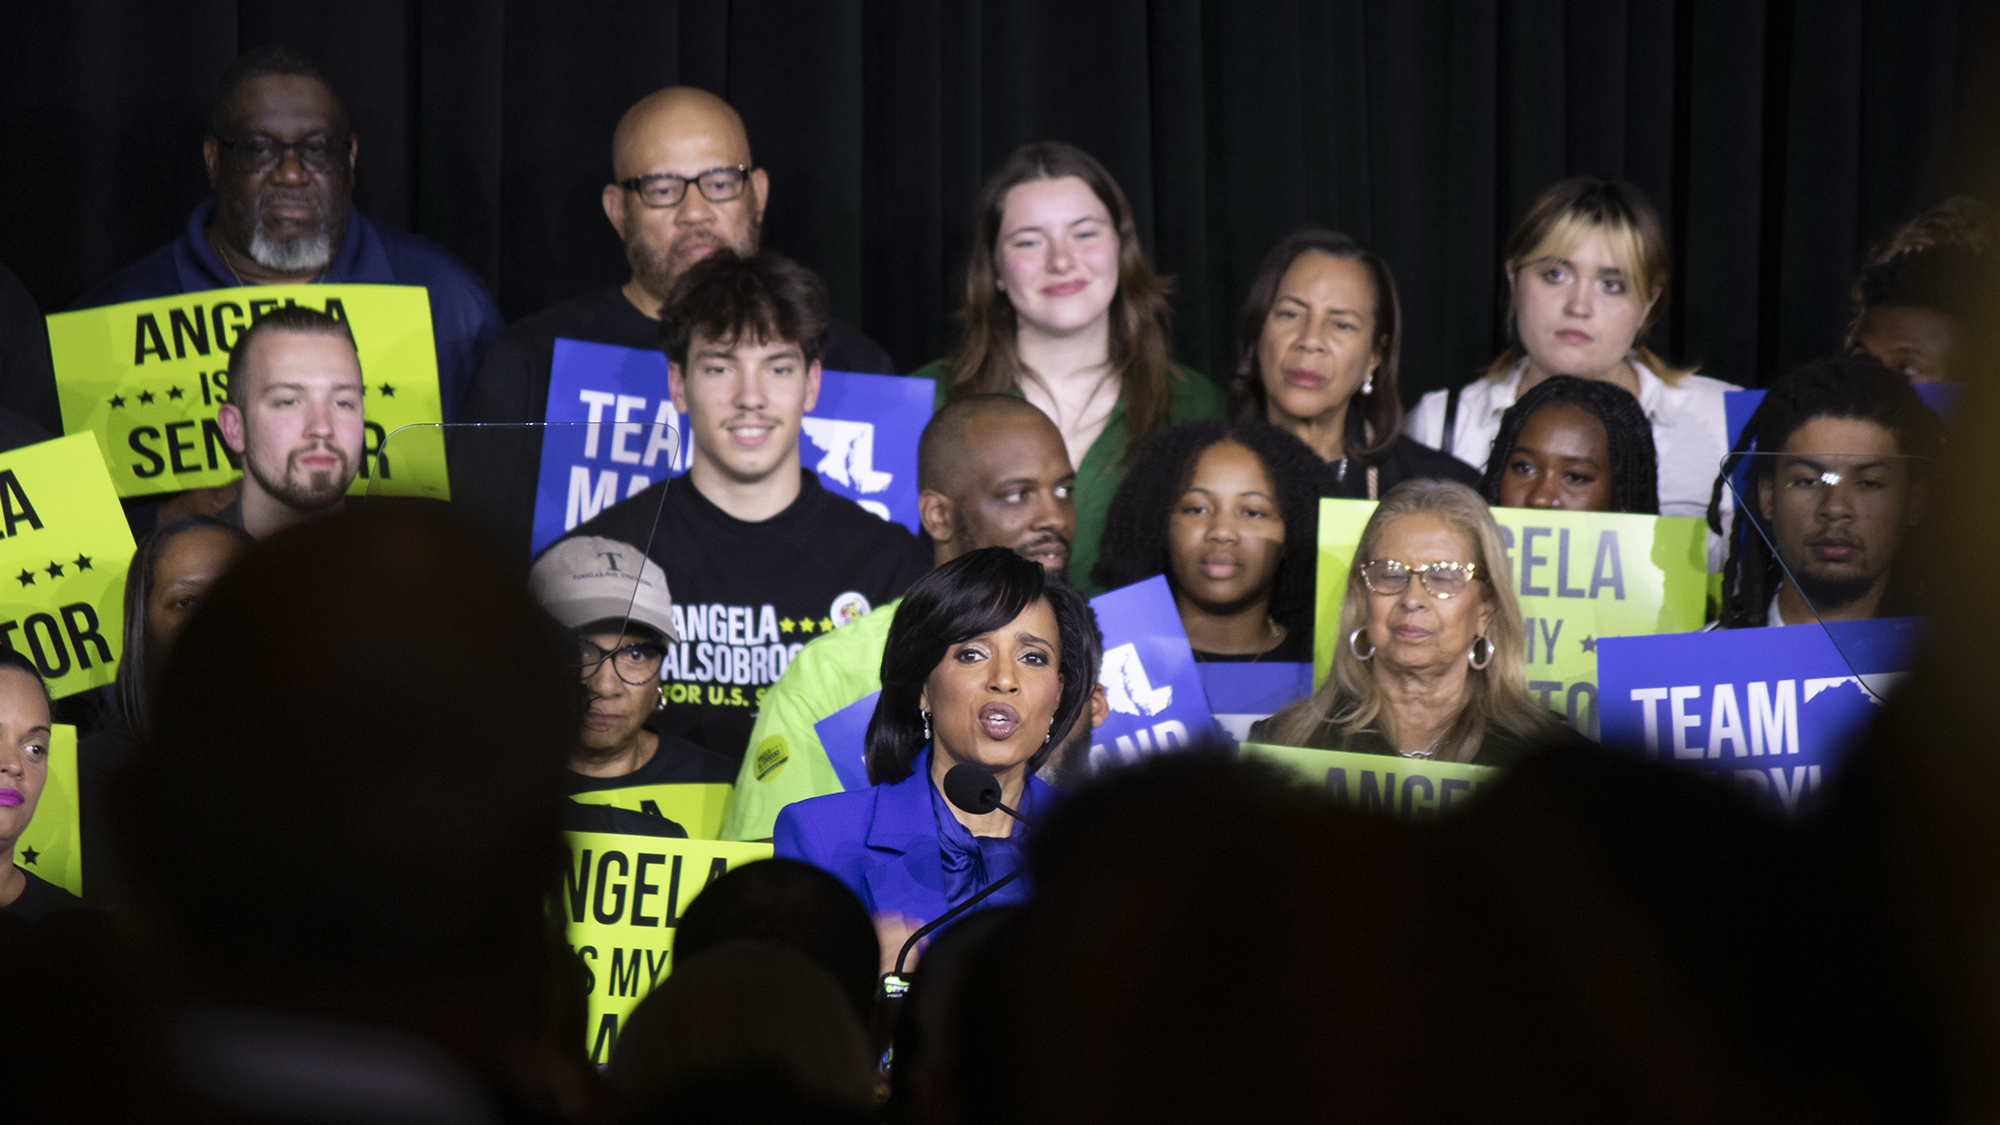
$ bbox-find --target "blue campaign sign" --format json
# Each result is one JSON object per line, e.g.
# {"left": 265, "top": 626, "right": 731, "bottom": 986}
{"left": 814, "top": 689, "right": 877, "bottom": 794}
{"left": 1200, "top": 663, "right": 1314, "bottom": 747}
{"left": 1088, "top": 576, "right": 1221, "bottom": 771}
{"left": 531, "top": 339, "right": 931, "bottom": 554}
{"left": 1597, "top": 617, "right": 1922, "bottom": 816}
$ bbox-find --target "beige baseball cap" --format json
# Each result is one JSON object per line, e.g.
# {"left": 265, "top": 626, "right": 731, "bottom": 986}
{"left": 530, "top": 536, "right": 679, "bottom": 641}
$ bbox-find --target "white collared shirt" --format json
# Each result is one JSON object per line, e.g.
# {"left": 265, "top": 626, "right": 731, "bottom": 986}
{"left": 1406, "top": 356, "right": 1737, "bottom": 521}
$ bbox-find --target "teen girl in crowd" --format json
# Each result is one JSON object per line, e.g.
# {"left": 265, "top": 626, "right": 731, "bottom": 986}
{"left": 0, "top": 651, "right": 74, "bottom": 922}
{"left": 1480, "top": 375, "right": 1661, "bottom": 514}
{"left": 1253, "top": 480, "right": 1580, "bottom": 765}
{"left": 1408, "top": 177, "right": 1733, "bottom": 520}
{"left": 916, "top": 141, "right": 1225, "bottom": 594}
{"left": 776, "top": 549, "right": 1096, "bottom": 925}
{"left": 1093, "top": 420, "right": 1324, "bottom": 662}
{"left": 1229, "top": 229, "right": 1478, "bottom": 498}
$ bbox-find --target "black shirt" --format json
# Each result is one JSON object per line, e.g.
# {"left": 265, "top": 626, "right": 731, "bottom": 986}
{"left": 1247, "top": 710, "right": 1591, "bottom": 768}
{"left": 1, "top": 865, "right": 83, "bottom": 922}
{"left": 1193, "top": 628, "right": 1314, "bottom": 664}
{"left": 562, "top": 800, "right": 689, "bottom": 839}
{"left": 570, "top": 470, "right": 932, "bottom": 763}
{"left": 563, "top": 714, "right": 739, "bottom": 793}
{"left": 1323, "top": 434, "right": 1483, "bottom": 499}
{"left": 454, "top": 285, "right": 897, "bottom": 561}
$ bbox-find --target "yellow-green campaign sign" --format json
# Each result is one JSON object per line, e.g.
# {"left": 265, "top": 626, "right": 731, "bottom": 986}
{"left": 46, "top": 284, "right": 448, "bottom": 500}
{"left": 1313, "top": 500, "right": 1707, "bottom": 733}
{"left": 1242, "top": 740, "right": 1501, "bottom": 820}
{"left": 13, "top": 725, "right": 80, "bottom": 899}
{"left": 562, "top": 831, "right": 772, "bottom": 1062}
{"left": 570, "top": 782, "right": 732, "bottom": 841}
{"left": 0, "top": 435, "right": 136, "bottom": 698}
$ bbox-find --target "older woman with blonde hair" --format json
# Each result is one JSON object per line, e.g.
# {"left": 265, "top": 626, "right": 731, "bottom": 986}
{"left": 1252, "top": 480, "right": 1575, "bottom": 765}
{"left": 1407, "top": 178, "right": 1733, "bottom": 521}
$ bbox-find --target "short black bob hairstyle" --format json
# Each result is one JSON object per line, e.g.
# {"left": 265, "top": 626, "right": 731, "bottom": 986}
{"left": 1480, "top": 375, "right": 1661, "bottom": 515}
{"left": 866, "top": 548, "right": 1097, "bottom": 786}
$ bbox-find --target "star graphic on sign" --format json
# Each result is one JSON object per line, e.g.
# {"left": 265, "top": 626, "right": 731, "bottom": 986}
{"left": 73, "top": 554, "right": 92, "bottom": 571}
{"left": 168, "top": 385, "right": 185, "bottom": 400}
{"left": 19, "top": 846, "right": 37, "bottom": 865}
{"left": 138, "top": 390, "right": 156, "bottom": 404}
{"left": 1580, "top": 635, "right": 1596, "bottom": 654}
{"left": 44, "top": 561, "right": 63, "bottom": 579}
{"left": 14, "top": 569, "right": 32, "bottom": 587}
{"left": 378, "top": 383, "right": 396, "bottom": 397}
{"left": 108, "top": 394, "right": 126, "bottom": 408}
{"left": 818, "top": 617, "right": 835, "bottom": 632}
{"left": 779, "top": 617, "right": 795, "bottom": 634}
{"left": 795, "top": 618, "right": 815, "bottom": 635}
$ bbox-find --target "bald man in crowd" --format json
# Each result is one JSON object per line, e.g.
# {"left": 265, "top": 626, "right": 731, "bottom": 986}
{"left": 456, "top": 87, "right": 894, "bottom": 557}
{"left": 721, "top": 394, "right": 1107, "bottom": 841}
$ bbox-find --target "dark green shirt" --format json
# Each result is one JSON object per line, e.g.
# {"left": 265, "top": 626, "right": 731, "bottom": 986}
{"left": 909, "top": 359, "right": 1225, "bottom": 595}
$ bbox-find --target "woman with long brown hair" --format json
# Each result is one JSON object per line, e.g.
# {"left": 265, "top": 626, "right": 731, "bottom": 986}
{"left": 913, "top": 141, "right": 1223, "bottom": 594}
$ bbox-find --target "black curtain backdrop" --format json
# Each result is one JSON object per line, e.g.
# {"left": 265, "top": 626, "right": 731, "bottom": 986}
{"left": 2, "top": 1, "right": 1991, "bottom": 399}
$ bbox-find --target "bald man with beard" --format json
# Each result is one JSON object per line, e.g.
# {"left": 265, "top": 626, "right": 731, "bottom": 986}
{"left": 457, "top": 88, "right": 895, "bottom": 559}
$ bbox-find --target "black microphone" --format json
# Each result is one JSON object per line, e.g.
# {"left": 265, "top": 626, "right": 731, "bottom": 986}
{"left": 883, "top": 766, "right": 1035, "bottom": 991}
{"left": 942, "top": 763, "right": 1029, "bottom": 823}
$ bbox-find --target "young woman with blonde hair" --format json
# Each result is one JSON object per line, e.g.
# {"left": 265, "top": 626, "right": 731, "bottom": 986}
{"left": 1407, "top": 178, "right": 1734, "bottom": 520}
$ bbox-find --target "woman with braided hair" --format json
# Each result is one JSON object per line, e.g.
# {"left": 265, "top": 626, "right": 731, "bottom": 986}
{"left": 1708, "top": 355, "right": 1943, "bottom": 630}
{"left": 1480, "top": 375, "right": 1660, "bottom": 514}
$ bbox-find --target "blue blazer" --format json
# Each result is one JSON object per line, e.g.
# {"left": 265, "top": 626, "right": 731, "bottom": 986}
{"left": 774, "top": 749, "right": 1046, "bottom": 922}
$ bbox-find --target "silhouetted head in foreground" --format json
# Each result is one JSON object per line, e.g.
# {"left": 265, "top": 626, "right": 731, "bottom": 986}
{"left": 121, "top": 505, "right": 588, "bottom": 1115}
{"left": 675, "top": 858, "right": 880, "bottom": 1021}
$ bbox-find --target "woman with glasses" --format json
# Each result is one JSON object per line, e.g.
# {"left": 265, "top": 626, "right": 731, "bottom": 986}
{"left": 529, "top": 537, "right": 735, "bottom": 809}
{"left": 1253, "top": 480, "right": 1577, "bottom": 765}
{"left": 914, "top": 141, "right": 1225, "bottom": 595}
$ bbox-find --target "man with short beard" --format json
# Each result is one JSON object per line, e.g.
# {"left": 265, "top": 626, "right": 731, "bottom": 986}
{"left": 456, "top": 87, "right": 895, "bottom": 559}
{"left": 214, "top": 307, "right": 366, "bottom": 539}
{"left": 72, "top": 46, "right": 501, "bottom": 424}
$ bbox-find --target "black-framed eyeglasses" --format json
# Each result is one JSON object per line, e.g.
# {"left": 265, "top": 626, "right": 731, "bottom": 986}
{"left": 574, "top": 638, "right": 668, "bottom": 686}
{"left": 215, "top": 133, "right": 350, "bottom": 173}
{"left": 1357, "top": 559, "right": 1481, "bottom": 599}
{"left": 620, "top": 165, "right": 752, "bottom": 208}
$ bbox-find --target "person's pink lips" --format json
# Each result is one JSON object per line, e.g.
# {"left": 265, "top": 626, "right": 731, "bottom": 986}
{"left": 1392, "top": 625, "right": 1429, "bottom": 640}
{"left": 1555, "top": 329, "right": 1593, "bottom": 345}
{"left": 978, "top": 702, "right": 1021, "bottom": 739}
{"left": 1041, "top": 279, "right": 1088, "bottom": 298}
{"left": 1283, "top": 368, "right": 1328, "bottom": 389}
{"left": 0, "top": 789, "right": 20, "bottom": 807}
{"left": 1200, "top": 554, "right": 1243, "bottom": 580}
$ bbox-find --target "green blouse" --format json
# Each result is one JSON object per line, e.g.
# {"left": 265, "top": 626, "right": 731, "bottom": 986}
{"left": 909, "top": 359, "right": 1226, "bottom": 595}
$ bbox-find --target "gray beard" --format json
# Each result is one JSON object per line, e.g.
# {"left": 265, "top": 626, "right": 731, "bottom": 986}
{"left": 247, "top": 229, "right": 334, "bottom": 273}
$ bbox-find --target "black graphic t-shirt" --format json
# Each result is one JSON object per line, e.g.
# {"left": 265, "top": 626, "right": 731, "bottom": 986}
{"left": 570, "top": 470, "right": 932, "bottom": 764}
{"left": 454, "top": 286, "right": 896, "bottom": 561}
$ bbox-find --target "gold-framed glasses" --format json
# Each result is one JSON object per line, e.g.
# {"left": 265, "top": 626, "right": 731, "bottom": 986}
{"left": 1357, "top": 559, "right": 1479, "bottom": 599}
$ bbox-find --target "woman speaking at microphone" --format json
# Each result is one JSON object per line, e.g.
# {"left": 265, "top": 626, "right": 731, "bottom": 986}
{"left": 775, "top": 548, "right": 1095, "bottom": 956}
